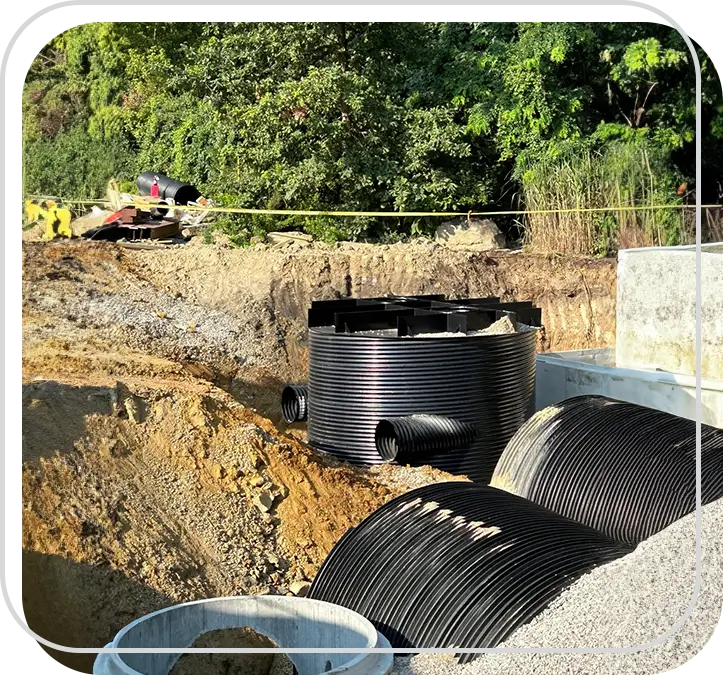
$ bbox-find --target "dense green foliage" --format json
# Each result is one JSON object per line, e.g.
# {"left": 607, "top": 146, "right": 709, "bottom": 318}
{"left": 23, "top": 22, "right": 723, "bottom": 248}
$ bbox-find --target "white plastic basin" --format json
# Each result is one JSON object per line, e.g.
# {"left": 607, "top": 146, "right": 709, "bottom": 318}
{"left": 536, "top": 348, "right": 723, "bottom": 428}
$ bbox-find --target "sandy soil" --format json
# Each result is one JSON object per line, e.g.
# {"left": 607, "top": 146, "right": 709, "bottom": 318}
{"left": 169, "top": 628, "right": 294, "bottom": 675}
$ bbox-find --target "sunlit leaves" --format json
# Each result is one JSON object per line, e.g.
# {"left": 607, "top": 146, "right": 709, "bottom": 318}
{"left": 22, "top": 21, "right": 723, "bottom": 242}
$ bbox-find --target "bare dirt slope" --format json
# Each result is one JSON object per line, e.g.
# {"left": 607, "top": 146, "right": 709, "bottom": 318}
{"left": 23, "top": 375, "right": 454, "bottom": 671}
{"left": 24, "top": 239, "right": 616, "bottom": 381}
{"left": 130, "top": 238, "right": 617, "bottom": 374}
{"left": 21, "top": 240, "right": 615, "bottom": 672}
{"left": 21, "top": 241, "right": 453, "bottom": 672}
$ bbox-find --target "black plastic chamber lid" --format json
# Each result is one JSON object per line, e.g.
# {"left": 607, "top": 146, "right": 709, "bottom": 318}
{"left": 307, "top": 295, "right": 542, "bottom": 337}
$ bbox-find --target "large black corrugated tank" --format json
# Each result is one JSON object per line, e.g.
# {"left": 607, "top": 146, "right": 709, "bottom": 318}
{"left": 308, "top": 482, "right": 631, "bottom": 657}
{"left": 307, "top": 327, "right": 536, "bottom": 483}
{"left": 137, "top": 172, "right": 201, "bottom": 205}
{"left": 491, "top": 395, "right": 723, "bottom": 545}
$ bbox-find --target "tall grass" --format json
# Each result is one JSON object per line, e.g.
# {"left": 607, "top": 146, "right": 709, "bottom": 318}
{"left": 518, "top": 141, "right": 687, "bottom": 256}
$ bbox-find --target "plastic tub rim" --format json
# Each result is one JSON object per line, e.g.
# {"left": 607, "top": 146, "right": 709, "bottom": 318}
{"left": 97, "top": 595, "right": 389, "bottom": 675}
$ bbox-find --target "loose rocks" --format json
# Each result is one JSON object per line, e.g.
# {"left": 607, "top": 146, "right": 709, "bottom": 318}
{"left": 435, "top": 217, "right": 506, "bottom": 249}
{"left": 289, "top": 581, "right": 311, "bottom": 597}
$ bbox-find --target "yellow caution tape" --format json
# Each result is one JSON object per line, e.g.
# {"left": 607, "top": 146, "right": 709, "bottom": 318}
{"left": 24, "top": 196, "right": 720, "bottom": 218}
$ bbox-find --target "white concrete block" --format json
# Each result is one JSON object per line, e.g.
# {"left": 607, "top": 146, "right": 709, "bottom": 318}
{"left": 616, "top": 243, "right": 723, "bottom": 379}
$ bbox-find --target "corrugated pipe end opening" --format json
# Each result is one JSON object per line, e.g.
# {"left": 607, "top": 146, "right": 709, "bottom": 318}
{"left": 281, "top": 385, "right": 308, "bottom": 423}
{"left": 150, "top": 200, "right": 170, "bottom": 220}
{"left": 375, "top": 420, "right": 400, "bottom": 461}
{"left": 375, "top": 415, "right": 478, "bottom": 464}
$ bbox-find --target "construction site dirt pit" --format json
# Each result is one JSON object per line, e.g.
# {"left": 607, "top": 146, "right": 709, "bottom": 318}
{"left": 21, "top": 240, "right": 617, "bottom": 672}
{"left": 21, "top": 379, "right": 449, "bottom": 672}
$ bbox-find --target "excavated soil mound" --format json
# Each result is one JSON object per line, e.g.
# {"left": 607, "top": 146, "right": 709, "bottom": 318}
{"left": 22, "top": 379, "right": 449, "bottom": 672}
{"left": 169, "top": 628, "right": 294, "bottom": 675}
{"left": 23, "top": 240, "right": 616, "bottom": 391}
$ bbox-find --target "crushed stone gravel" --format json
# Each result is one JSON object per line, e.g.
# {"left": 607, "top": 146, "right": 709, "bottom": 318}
{"left": 409, "top": 319, "right": 537, "bottom": 338}
{"left": 395, "top": 497, "right": 723, "bottom": 675}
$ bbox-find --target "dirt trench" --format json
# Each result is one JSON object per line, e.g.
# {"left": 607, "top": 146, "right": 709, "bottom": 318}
{"left": 21, "top": 240, "right": 616, "bottom": 673}
{"left": 22, "top": 376, "right": 449, "bottom": 672}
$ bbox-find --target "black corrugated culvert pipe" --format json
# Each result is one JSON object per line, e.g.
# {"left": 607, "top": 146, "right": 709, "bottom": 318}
{"left": 149, "top": 200, "right": 170, "bottom": 220}
{"left": 290, "top": 295, "right": 541, "bottom": 483}
{"left": 375, "top": 415, "right": 478, "bottom": 463}
{"left": 491, "top": 395, "right": 723, "bottom": 546}
{"left": 281, "top": 385, "right": 309, "bottom": 423}
{"left": 308, "top": 482, "right": 631, "bottom": 657}
{"left": 137, "top": 172, "right": 202, "bottom": 205}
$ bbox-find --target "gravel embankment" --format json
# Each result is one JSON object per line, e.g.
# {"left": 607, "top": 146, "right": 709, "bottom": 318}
{"left": 396, "top": 497, "right": 723, "bottom": 675}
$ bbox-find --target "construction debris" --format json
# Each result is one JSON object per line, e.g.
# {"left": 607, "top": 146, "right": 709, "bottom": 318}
{"left": 267, "top": 231, "right": 314, "bottom": 247}
{"left": 82, "top": 205, "right": 182, "bottom": 242}
{"left": 23, "top": 175, "right": 218, "bottom": 247}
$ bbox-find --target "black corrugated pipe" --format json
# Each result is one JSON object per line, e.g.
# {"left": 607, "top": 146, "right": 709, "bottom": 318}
{"left": 149, "top": 200, "right": 170, "bottom": 220}
{"left": 137, "top": 172, "right": 202, "bottom": 205}
{"left": 281, "top": 385, "right": 308, "bottom": 423}
{"left": 491, "top": 395, "right": 723, "bottom": 546}
{"left": 375, "top": 415, "right": 478, "bottom": 464}
{"left": 308, "top": 482, "right": 631, "bottom": 657}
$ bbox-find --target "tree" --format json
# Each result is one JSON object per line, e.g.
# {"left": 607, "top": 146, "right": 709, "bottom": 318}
{"left": 22, "top": 22, "right": 723, "bottom": 245}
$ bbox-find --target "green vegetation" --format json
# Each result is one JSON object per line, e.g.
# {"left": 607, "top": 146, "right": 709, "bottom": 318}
{"left": 518, "top": 139, "right": 688, "bottom": 255}
{"left": 22, "top": 22, "right": 723, "bottom": 253}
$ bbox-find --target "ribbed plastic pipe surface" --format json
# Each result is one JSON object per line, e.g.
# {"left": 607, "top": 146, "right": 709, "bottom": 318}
{"left": 282, "top": 385, "right": 309, "bottom": 423}
{"left": 492, "top": 395, "right": 723, "bottom": 545}
{"left": 308, "top": 482, "right": 631, "bottom": 656}
{"left": 375, "top": 415, "right": 478, "bottom": 463}
{"left": 307, "top": 327, "right": 536, "bottom": 483}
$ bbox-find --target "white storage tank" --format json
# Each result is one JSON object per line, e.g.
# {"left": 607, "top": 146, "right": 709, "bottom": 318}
{"left": 616, "top": 243, "right": 723, "bottom": 379}
{"left": 535, "top": 348, "right": 723, "bottom": 428}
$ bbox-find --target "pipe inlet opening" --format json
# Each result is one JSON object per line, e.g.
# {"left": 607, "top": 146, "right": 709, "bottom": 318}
{"left": 375, "top": 415, "right": 478, "bottom": 465}
{"left": 281, "top": 385, "right": 308, "bottom": 423}
{"left": 375, "top": 420, "right": 400, "bottom": 461}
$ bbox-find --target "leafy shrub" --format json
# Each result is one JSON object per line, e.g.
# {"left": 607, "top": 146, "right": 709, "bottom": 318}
{"left": 23, "top": 123, "right": 133, "bottom": 200}
{"left": 21, "top": 22, "right": 723, "bottom": 253}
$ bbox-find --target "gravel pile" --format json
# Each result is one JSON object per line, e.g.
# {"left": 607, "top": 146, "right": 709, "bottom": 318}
{"left": 31, "top": 279, "right": 269, "bottom": 375}
{"left": 396, "top": 496, "right": 723, "bottom": 675}
{"left": 407, "top": 316, "right": 537, "bottom": 339}
{"left": 22, "top": 243, "right": 287, "bottom": 381}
